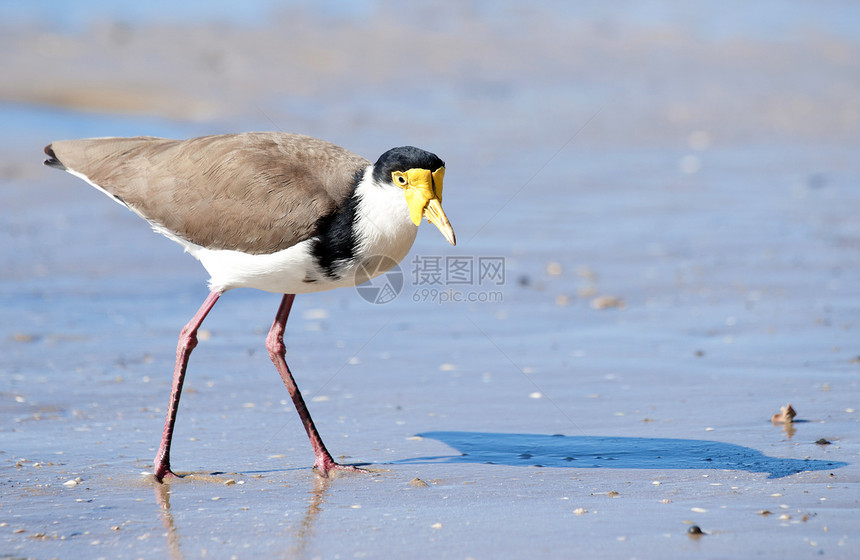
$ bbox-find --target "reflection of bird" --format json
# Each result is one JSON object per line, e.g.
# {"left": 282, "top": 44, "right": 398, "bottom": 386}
{"left": 44, "top": 133, "right": 455, "bottom": 481}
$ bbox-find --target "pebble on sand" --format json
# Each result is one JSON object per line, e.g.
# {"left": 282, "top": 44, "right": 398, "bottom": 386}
{"left": 687, "top": 525, "right": 704, "bottom": 537}
{"left": 591, "top": 295, "right": 626, "bottom": 310}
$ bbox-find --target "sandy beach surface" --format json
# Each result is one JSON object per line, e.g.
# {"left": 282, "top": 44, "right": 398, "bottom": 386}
{"left": 2, "top": 2, "right": 859, "bottom": 558}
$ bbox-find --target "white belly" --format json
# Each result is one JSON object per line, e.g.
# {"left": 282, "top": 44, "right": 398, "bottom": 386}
{"left": 192, "top": 239, "right": 333, "bottom": 294}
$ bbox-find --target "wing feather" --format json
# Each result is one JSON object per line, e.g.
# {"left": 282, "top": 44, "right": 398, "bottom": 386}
{"left": 45, "top": 132, "right": 370, "bottom": 254}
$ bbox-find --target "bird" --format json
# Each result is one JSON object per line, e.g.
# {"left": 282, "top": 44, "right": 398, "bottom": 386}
{"left": 43, "top": 132, "right": 455, "bottom": 481}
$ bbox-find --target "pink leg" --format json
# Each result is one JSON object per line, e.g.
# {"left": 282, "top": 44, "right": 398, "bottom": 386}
{"left": 153, "top": 290, "right": 221, "bottom": 481}
{"left": 266, "top": 294, "right": 361, "bottom": 476}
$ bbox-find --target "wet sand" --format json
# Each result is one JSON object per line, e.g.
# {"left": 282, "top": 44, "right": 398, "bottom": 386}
{"left": 2, "top": 2, "right": 859, "bottom": 558}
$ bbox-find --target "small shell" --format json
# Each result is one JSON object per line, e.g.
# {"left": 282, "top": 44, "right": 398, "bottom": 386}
{"left": 771, "top": 403, "right": 796, "bottom": 424}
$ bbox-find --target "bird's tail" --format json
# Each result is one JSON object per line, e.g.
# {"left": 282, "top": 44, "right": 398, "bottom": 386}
{"left": 43, "top": 144, "right": 66, "bottom": 170}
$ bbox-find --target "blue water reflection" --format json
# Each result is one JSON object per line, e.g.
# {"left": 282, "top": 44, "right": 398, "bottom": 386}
{"left": 3, "top": 0, "right": 859, "bottom": 39}
{"left": 0, "top": 0, "right": 370, "bottom": 31}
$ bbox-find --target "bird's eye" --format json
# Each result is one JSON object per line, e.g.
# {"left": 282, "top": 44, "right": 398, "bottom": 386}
{"left": 393, "top": 172, "right": 408, "bottom": 186}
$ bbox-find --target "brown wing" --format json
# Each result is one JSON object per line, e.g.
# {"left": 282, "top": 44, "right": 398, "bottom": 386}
{"left": 45, "top": 132, "right": 370, "bottom": 254}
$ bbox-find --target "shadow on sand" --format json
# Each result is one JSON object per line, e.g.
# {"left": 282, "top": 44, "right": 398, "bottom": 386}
{"left": 395, "top": 431, "right": 846, "bottom": 479}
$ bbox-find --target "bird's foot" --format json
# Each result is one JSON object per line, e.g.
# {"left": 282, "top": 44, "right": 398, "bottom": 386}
{"left": 314, "top": 456, "right": 365, "bottom": 478}
{"left": 153, "top": 463, "right": 182, "bottom": 483}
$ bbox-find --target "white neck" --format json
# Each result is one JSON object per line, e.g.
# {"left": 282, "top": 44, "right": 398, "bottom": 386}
{"left": 351, "top": 167, "right": 419, "bottom": 264}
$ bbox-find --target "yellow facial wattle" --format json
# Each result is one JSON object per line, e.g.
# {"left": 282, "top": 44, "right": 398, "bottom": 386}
{"left": 392, "top": 167, "right": 456, "bottom": 246}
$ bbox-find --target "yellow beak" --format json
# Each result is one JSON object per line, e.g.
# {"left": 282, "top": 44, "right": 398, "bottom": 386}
{"left": 424, "top": 197, "right": 456, "bottom": 246}
{"left": 401, "top": 167, "right": 456, "bottom": 246}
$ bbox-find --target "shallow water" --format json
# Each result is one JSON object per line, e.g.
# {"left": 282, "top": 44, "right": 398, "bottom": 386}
{"left": 3, "top": 2, "right": 860, "bottom": 559}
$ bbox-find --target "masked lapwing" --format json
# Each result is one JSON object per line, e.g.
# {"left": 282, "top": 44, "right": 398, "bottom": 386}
{"left": 43, "top": 132, "right": 455, "bottom": 481}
